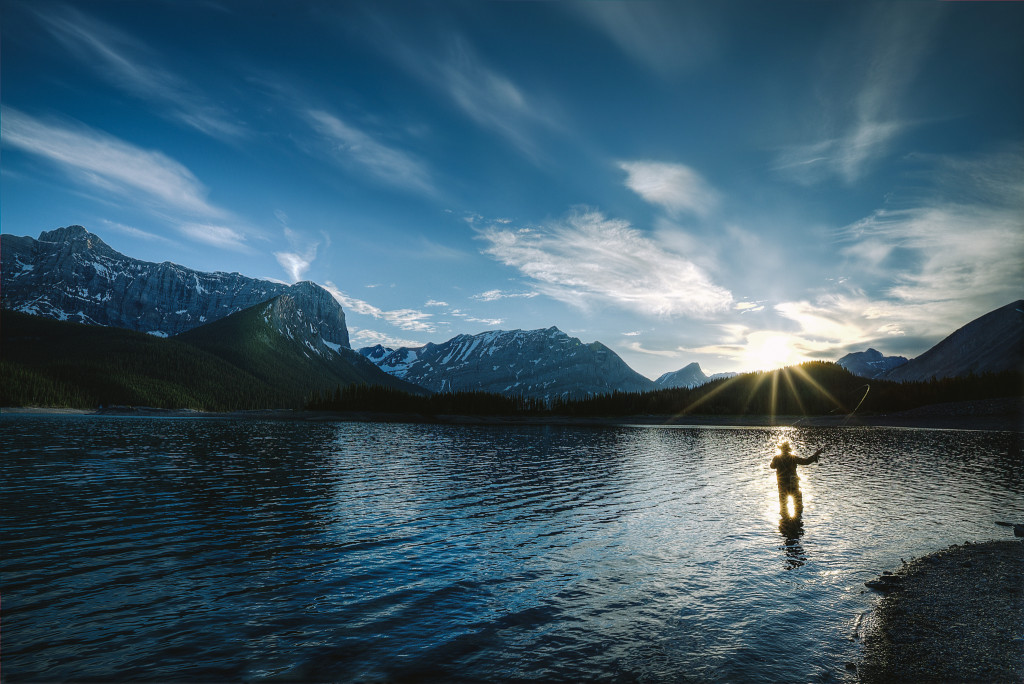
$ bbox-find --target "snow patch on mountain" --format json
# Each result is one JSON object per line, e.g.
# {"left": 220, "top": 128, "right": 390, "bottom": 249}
{"left": 359, "top": 326, "right": 655, "bottom": 399}
{"left": 1, "top": 225, "right": 350, "bottom": 348}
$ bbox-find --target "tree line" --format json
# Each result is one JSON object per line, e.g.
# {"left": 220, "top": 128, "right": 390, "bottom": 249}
{"left": 307, "top": 362, "right": 1023, "bottom": 418}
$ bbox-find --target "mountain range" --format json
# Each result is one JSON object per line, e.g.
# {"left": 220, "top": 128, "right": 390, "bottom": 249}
{"left": 358, "top": 327, "right": 654, "bottom": 400}
{"left": 2, "top": 226, "right": 1021, "bottom": 409}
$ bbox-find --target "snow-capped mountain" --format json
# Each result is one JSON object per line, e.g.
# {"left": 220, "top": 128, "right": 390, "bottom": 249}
{"left": 881, "top": 300, "right": 1024, "bottom": 382}
{"left": 1, "top": 225, "right": 349, "bottom": 347}
{"left": 655, "top": 362, "right": 710, "bottom": 389}
{"left": 359, "top": 327, "right": 656, "bottom": 399}
{"left": 836, "top": 348, "right": 908, "bottom": 379}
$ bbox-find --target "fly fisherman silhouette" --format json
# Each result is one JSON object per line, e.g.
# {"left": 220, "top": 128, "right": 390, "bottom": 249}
{"left": 770, "top": 441, "right": 822, "bottom": 519}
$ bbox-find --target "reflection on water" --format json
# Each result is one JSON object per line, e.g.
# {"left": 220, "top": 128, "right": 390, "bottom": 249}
{"left": 1, "top": 416, "right": 1022, "bottom": 682}
{"left": 779, "top": 517, "right": 807, "bottom": 570}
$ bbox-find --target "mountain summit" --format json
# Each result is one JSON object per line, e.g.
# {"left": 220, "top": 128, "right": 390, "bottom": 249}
{"left": 881, "top": 300, "right": 1024, "bottom": 382}
{"left": 360, "top": 326, "right": 655, "bottom": 399}
{"left": 655, "top": 362, "right": 710, "bottom": 389}
{"left": 836, "top": 348, "right": 908, "bottom": 379}
{"left": 1, "top": 225, "right": 349, "bottom": 342}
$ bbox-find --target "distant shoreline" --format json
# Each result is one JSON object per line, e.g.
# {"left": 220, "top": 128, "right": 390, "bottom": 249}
{"left": 3, "top": 398, "right": 1021, "bottom": 431}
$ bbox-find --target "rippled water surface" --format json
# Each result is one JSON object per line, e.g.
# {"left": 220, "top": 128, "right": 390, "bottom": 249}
{"left": 2, "top": 416, "right": 1021, "bottom": 682}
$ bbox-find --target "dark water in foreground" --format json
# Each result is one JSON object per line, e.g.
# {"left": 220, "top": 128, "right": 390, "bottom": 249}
{"left": 2, "top": 416, "right": 1021, "bottom": 682}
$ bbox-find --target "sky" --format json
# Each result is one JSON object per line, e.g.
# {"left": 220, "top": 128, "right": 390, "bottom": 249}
{"left": 3, "top": 0, "right": 1022, "bottom": 378}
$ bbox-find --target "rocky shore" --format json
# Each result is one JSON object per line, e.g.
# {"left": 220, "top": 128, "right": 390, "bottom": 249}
{"left": 858, "top": 539, "right": 1024, "bottom": 682}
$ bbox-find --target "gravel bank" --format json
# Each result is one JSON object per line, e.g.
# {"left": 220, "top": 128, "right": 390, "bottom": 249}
{"left": 859, "top": 539, "right": 1024, "bottom": 682}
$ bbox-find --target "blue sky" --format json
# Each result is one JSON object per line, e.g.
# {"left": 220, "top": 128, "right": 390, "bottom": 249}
{"left": 3, "top": 1, "right": 1022, "bottom": 377}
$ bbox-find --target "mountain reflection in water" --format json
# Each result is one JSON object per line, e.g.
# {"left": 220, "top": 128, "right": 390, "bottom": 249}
{"left": 2, "top": 416, "right": 1021, "bottom": 682}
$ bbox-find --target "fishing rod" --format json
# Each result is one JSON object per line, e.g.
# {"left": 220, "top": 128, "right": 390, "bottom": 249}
{"left": 789, "top": 383, "right": 870, "bottom": 428}
{"left": 841, "top": 384, "right": 871, "bottom": 426}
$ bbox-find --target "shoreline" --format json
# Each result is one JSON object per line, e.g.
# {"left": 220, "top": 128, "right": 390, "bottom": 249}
{"left": 858, "top": 538, "right": 1024, "bottom": 682}
{"left": 2, "top": 397, "right": 1021, "bottom": 431}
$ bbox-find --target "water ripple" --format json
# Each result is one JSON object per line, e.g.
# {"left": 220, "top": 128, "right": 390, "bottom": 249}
{"left": 2, "top": 416, "right": 1021, "bottom": 682}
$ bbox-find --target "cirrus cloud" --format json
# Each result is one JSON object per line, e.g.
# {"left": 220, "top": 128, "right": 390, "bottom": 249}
{"left": 1, "top": 107, "right": 225, "bottom": 218}
{"left": 323, "top": 282, "right": 438, "bottom": 333}
{"left": 478, "top": 210, "right": 732, "bottom": 317}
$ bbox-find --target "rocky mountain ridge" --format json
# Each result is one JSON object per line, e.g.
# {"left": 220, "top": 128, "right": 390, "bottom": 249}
{"left": 655, "top": 362, "right": 710, "bottom": 389}
{"left": 1, "top": 225, "right": 349, "bottom": 347}
{"left": 880, "top": 300, "right": 1024, "bottom": 382}
{"left": 836, "top": 348, "right": 909, "bottom": 379}
{"left": 359, "top": 327, "right": 656, "bottom": 400}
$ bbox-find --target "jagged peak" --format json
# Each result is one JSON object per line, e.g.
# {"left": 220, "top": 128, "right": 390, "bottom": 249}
{"left": 39, "top": 225, "right": 112, "bottom": 251}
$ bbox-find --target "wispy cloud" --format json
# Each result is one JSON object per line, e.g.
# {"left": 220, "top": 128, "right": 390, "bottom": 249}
{"left": 1, "top": 107, "right": 255, "bottom": 251}
{"left": 471, "top": 289, "right": 538, "bottom": 302}
{"left": 179, "top": 223, "right": 252, "bottom": 253}
{"left": 385, "top": 31, "right": 559, "bottom": 161}
{"left": 437, "top": 38, "right": 558, "bottom": 158}
{"left": 323, "top": 282, "right": 438, "bottom": 333}
{"left": 35, "top": 4, "right": 244, "bottom": 140}
{"left": 619, "top": 161, "right": 718, "bottom": 217}
{"left": 348, "top": 327, "right": 424, "bottom": 350}
{"left": 99, "top": 219, "right": 175, "bottom": 245}
{"left": 572, "top": 2, "right": 718, "bottom": 77}
{"left": 2, "top": 107, "right": 225, "bottom": 218}
{"left": 775, "top": 4, "right": 943, "bottom": 184}
{"left": 306, "top": 109, "right": 436, "bottom": 195}
{"left": 841, "top": 205, "right": 1022, "bottom": 309}
{"left": 478, "top": 210, "right": 733, "bottom": 317}
{"left": 448, "top": 309, "right": 504, "bottom": 327}
{"left": 763, "top": 150, "right": 1024, "bottom": 360}
{"left": 273, "top": 219, "right": 319, "bottom": 283}
{"left": 626, "top": 341, "right": 680, "bottom": 358}
{"left": 838, "top": 148, "right": 1023, "bottom": 322}
{"left": 734, "top": 301, "right": 765, "bottom": 313}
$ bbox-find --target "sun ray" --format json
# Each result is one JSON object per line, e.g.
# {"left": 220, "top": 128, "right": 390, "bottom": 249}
{"left": 769, "top": 369, "right": 779, "bottom": 423}
{"left": 740, "top": 371, "right": 771, "bottom": 415}
{"left": 788, "top": 363, "right": 846, "bottom": 413}
{"left": 780, "top": 366, "right": 808, "bottom": 417}
{"left": 669, "top": 372, "right": 748, "bottom": 419}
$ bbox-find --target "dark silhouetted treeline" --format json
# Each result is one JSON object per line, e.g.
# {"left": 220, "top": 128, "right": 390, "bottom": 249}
{"left": 308, "top": 361, "right": 1022, "bottom": 418}
{"left": 5, "top": 309, "right": 1020, "bottom": 416}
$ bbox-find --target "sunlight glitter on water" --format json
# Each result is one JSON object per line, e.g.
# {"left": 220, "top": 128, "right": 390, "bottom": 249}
{"left": 1, "top": 416, "right": 1021, "bottom": 682}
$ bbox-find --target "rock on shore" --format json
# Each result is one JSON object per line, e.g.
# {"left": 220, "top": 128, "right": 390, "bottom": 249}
{"left": 859, "top": 539, "right": 1023, "bottom": 682}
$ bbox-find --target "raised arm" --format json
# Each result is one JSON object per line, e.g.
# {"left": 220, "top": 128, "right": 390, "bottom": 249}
{"left": 796, "top": 448, "right": 823, "bottom": 465}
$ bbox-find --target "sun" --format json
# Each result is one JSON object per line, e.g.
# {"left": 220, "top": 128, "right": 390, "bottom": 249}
{"left": 743, "top": 332, "right": 806, "bottom": 371}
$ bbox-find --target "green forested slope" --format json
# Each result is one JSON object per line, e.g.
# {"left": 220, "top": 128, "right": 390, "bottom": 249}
{"left": 1, "top": 310, "right": 280, "bottom": 409}
{"left": 176, "top": 301, "right": 425, "bottom": 403}
{"left": 2, "top": 306, "right": 423, "bottom": 410}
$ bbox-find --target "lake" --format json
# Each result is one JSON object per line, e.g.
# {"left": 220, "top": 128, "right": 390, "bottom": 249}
{"left": 2, "top": 415, "right": 1021, "bottom": 682}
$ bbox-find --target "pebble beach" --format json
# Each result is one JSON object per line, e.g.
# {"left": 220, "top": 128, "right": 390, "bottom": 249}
{"left": 859, "top": 539, "right": 1024, "bottom": 682}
